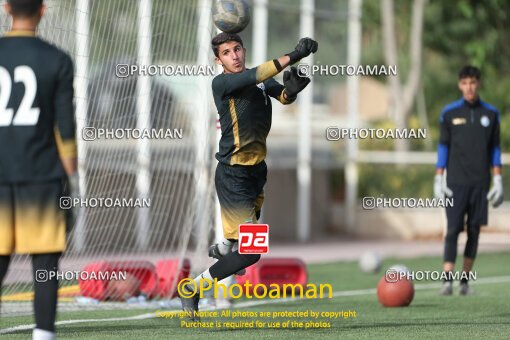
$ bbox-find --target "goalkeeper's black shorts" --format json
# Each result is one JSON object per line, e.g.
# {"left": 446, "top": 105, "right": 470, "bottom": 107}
{"left": 215, "top": 161, "right": 267, "bottom": 239}
{"left": 446, "top": 184, "right": 489, "bottom": 232}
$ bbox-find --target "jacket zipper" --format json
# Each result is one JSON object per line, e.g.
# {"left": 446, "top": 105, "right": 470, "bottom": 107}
{"left": 470, "top": 109, "right": 474, "bottom": 124}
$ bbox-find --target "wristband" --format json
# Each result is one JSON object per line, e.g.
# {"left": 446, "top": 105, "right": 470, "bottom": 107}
{"left": 285, "top": 50, "right": 301, "bottom": 65}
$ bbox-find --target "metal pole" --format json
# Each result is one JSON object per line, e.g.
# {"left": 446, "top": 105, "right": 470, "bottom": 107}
{"left": 297, "top": 0, "right": 314, "bottom": 242}
{"left": 135, "top": 0, "right": 153, "bottom": 249}
{"left": 196, "top": 0, "right": 213, "bottom": 246}
{"left": 73, "top": 0, "right": 90, "bottom": 251}
{"left": 346, "top": 0, "right": 362, "bottom": 233}
{"left": 252, "top": 0, "right": 268, "bottom": 223}
{"left": 213, "top": 19, "right": 223, "bottom": 243}
{"left": 252, "top": 0, "right": 268, "bottom": 66}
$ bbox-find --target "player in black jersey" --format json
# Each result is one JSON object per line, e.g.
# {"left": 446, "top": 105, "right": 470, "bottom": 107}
{"left": 435, "top": 66, "right": 503, "bottom": 296}
{"left": 0, "top": 1, "right": 76, "bottom": 338}
{"left": 179, "top": 32, "right": 317, "bottom": 319}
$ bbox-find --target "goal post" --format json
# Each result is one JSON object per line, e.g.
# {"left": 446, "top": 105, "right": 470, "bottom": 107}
{"left": 0, "top": 0, "right": 218, "bottom": 315}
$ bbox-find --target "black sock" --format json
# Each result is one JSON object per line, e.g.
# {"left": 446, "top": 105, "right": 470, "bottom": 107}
{"left": 0, "top": 255, "right": 10, "bottom": 282}
{"left": 444, "top": 228, "right": 460, "bottom": 263}
{"left": 464, "top": 225, "right": 480, "bottom": 259}
{"left": 209, "top": 251, "right": 260, "bottom": 281}
{"left": 443, "top": 272, "right": 453, "bottom": 283}
{"left": 32, "top": 253, "right": 61, "bottom": 332}
{"left": 461, "top": 276, "right": 468, "bottom": 284}
{"left": 0, "top": 255, "right": 10, "bottom": 314}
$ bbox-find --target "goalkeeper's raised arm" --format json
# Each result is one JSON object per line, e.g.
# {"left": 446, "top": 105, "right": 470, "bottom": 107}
{"left": 211, "top": 32, "right": 318, "bottom": 97}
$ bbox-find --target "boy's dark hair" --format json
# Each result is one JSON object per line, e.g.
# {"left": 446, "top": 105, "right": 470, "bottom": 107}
{"left": 8, "top": 0, "right": 43, "bottom": 17}
{"left": 211, "top": 32, "right": 243, "bottom": 58}
{"left": 458, "top": 65, "right": 481, "bottom": 80}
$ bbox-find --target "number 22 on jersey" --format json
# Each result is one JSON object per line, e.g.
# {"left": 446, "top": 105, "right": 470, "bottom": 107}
{"left": 0, "top": 65, "right": 40, "bottom": 126}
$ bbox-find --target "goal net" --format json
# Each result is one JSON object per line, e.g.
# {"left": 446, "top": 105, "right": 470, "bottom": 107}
{"left": 0, "top": 0, "right": 218, "bottom": 315}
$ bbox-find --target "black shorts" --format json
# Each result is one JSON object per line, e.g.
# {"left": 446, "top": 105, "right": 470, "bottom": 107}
{"left": 446, "top": 184, "right": 489, "bottom": 232}
{"left": 0, "top": 178, "right": 70, "bottom": 255}
{"left": 215, "top": 161, "right": 267, "bottom": 239}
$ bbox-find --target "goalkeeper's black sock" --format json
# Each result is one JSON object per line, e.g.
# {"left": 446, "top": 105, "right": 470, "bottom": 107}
{"left": 464, "top": 224, "right": 480, "bottom": 259}
{"left": 209, "top": 251, "right": 260, "bottom": 282}
{"left": 0, "top": 255, "right": 9, "bottom": 283}
{"left": 0, "top": 255, "right": 10, "bottom": 314}
{"left": 32, "top": 252, "right": 61, "bottom": 332}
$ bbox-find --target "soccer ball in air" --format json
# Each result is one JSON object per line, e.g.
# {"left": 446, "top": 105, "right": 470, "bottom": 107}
{"left": 212, "top": 0, "right": 251, "bottom": 34}
{"left": 359, "top": 251, "right": 382, "bottom": 273}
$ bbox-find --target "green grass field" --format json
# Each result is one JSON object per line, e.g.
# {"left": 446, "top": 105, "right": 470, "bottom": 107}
{"left": 2, "top": 251, "right": 510, "bottom": 339}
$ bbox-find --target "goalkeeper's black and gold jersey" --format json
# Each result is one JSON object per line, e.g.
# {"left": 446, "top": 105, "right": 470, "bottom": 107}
{"left": 0, "top": 30, "right": 76, "bottom": 183}
{"left": 212, "top": 60, "right": 294, "bottom": 166}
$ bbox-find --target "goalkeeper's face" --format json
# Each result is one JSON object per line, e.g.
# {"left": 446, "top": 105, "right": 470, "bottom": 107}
{"left": 458, "top": 76, "right": 480, "bottom": 103}
{"left": 215, "top": 41, "right": 246, "bottom": 74}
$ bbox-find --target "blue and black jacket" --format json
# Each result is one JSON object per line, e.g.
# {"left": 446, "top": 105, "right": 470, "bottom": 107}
{"left": 437, "top": 98, "right": 501, "bottom": 186}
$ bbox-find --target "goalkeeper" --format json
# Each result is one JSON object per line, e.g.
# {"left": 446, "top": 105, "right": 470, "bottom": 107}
{"left": 179, "top": 32, "right": 317, "bottom": 318}
{"left": 435, "top": 65, "right": 503, "bottom": 296}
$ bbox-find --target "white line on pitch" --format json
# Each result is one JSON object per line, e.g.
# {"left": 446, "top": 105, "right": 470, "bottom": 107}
{"left": 2, "top": 275, "right": 510, "bottom": 335}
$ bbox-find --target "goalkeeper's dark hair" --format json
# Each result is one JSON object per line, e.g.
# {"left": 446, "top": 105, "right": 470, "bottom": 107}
{"left": 211, "top": 32, "right": 244, "bottom": 58}
{"left": 7, "top": 0, "right": 43, "bottom": 17}
{"left": 458, "top": 65, "right": 481, "bottom": 80}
